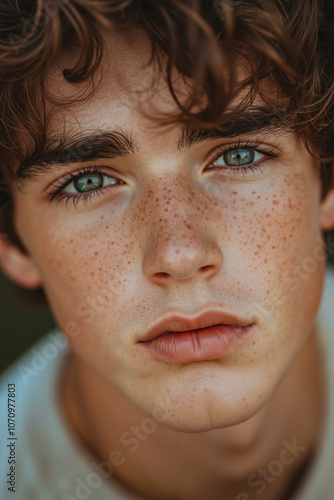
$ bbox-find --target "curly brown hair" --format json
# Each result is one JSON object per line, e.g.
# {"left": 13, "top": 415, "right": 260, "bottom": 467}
{"left": 0, "top": 0, "right": 333, "bottom": 243}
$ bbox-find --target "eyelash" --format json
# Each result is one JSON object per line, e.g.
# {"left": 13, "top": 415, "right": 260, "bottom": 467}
{"left": 48, "top": 140, "right": 280, "bottom": 208}
{"left": 48, "top": 166, "right": 119, "bottom": 208}
{"left": 207, "top": 140, "right": 279, "bottom": 176}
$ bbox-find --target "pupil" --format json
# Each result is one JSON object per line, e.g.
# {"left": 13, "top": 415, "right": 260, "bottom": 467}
{"left": 224, "top": 148, "right": 254, "bottom": 166}
{"left": 74, "top": 174, "right": 103, "bottom": 193}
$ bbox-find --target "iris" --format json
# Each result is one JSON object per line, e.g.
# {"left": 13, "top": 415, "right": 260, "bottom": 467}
{"left": 74, "top": 174, "right": 103, "bottom": 193}
{"left": 224, "top": 148, "right": 255, "bottom": 166}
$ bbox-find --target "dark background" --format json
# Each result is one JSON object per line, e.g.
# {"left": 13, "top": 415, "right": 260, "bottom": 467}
{"left": 1, "top": 230, "right": 334, "bottom": 374}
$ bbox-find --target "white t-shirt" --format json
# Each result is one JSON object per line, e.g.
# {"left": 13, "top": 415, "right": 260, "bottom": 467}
{"left": 0, "top": 267, "right": 333, "bottom": 500}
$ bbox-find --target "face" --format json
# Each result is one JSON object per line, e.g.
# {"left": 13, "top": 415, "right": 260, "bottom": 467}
{"left": 9, "top": 28, "right": 331, "bottom": 432}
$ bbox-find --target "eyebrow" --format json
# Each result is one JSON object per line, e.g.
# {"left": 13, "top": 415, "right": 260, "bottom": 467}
{"left": 16, "top": 106, "right": 291, "bottom": 181}
{"left": 177, "top": 106, "right": 292, "bottom": 150}
{"left": 16, "top": 130, "right": 136, "bottom": 180}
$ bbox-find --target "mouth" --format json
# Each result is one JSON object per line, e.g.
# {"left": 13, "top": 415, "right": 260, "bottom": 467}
{"left": 137, "top": 310, "right": 255, "bottom": 364}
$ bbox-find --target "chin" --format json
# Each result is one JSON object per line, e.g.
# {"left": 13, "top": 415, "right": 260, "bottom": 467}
{"left": 149, "top": 384, "right": 268, "bottom": 433}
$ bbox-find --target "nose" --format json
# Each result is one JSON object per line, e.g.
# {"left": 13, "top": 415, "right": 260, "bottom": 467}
{"left": 142, "top": 206, "right": 224, "bottom": 285}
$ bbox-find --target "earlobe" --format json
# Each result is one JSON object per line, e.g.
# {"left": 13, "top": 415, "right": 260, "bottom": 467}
{"left": 320, "top": 164, "right": 334, "bottom": 231}
{"left": 0, "top": 234, "right": 42, "bottom": 289}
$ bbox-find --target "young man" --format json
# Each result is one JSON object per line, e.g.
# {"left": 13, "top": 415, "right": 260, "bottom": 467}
{"left": 0, "top": 1, "right": 333, "bottom": 499}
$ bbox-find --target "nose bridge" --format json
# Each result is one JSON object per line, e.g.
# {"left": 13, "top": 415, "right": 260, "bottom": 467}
{"left": 148, "top": 174, "right": 202, "bottom": 241}
{"left": 141, "top": 175, "right": 224, "bottom": 282}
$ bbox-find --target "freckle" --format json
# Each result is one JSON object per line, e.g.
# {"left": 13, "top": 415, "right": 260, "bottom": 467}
{"left": 252, "top": 342, "right": 256, "bottom": 345}
{"left": 257, "top": 195, "right": 260, "bottom": 199}
{"left": 259, "top": 395, "right": 262, "bottom": 399}
{"left": 100, "top": 216, "right": 104, "bottom": 219}
{"left": 105, "top": 225, "right": 109, "bottom": 229}
{"left": 94, "top": 252, "right": 99, "bottom": 255}
{"left": 232, "top": 191, "right": 238, "bottom": 195}
{"left": 272, "top": 200, "right": 280, "bottom": 205}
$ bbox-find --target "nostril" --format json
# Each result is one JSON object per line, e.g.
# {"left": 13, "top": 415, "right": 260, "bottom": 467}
{"left": 200, "top": 265, "right": 215, "bottom": 273}
{"left": 155, "top": 272, "right": 169, "bottom": 279}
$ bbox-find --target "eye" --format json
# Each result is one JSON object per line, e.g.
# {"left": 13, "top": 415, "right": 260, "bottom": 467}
{"left": 213, "top": 147, "right": 264, "bottom": 167}
{"left": 203, "top": 141, "right": 280, "bottom": 179}
{"left": 48, "top": 166, "right": 125, "bottom": 208}
{"left": 63, "top": 171, "right": 118, "bottom": 194}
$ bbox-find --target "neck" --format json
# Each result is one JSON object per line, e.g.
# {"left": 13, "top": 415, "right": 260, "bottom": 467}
{"left": 58, "top": 328, "right": 326, "bottom": 500}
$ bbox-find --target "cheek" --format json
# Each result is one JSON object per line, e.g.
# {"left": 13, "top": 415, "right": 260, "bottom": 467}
{"left": 14, "top": 201, "right": 140, "bottom": 349}
{"left": 226, "top": 170, "right": 324, "bottom": 350}
{"left": 234, "top": 172, "right": 319, "bottom": 266}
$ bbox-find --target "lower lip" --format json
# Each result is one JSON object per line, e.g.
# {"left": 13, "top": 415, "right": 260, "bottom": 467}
{"left": 138, "top": 324, "right": 254, "bottom": 364}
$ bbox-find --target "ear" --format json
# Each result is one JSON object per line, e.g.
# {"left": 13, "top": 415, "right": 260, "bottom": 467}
{"left": 0, "top": 233, "right": 42, "bottom": 289}
{"left": 320, "top": 164, "right": 334, "bottom": 231}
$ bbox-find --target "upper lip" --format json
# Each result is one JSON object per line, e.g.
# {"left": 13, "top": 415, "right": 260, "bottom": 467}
{"left": 139, "top": 309, "right": 253, "bottom": 342}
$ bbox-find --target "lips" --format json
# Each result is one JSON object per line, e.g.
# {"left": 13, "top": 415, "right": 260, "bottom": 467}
{"left": 137, "top": 309, "right": 254, "bottom": 364}
{"left": 139, "top": 310, "right": 253, "bottom": 343}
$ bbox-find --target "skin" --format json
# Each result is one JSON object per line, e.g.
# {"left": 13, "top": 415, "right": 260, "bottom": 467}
{"left": 1, "top": 28, "right": 334, "bottom": 500}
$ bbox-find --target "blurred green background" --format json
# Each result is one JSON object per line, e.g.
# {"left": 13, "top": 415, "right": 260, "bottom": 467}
{"left": 0, "top": 277, "right": 55, "bottom": 373}
{"left": 1, "top": 230, "right": 334, "bottom": 374}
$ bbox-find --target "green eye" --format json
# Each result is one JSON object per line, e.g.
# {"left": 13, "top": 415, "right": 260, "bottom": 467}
{"left": 224, "top": 148, "right": 255, "bottom": 166}
{"left": 74, "top": 173, "right": 103, "bottom": 193}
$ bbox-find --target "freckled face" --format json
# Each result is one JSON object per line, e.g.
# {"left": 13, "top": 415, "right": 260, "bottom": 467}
{"left": 12, "top": 29, "right": 326, "bottom": 431}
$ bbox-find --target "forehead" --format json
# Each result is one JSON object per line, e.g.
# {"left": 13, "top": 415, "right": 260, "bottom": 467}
{"left": 46, "top": 26, "right": 269, "bottom": 139}
{"left": 47, "top": 28, "right": 184, "bottom": 135}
